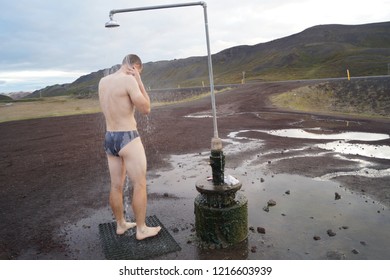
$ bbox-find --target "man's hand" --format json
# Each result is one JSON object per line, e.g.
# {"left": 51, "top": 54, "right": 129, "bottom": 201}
{"left": 128, "top": 66, "right": 138, "bottom": 77}
{"left": 127, "top": 65, "right": 149, "bottom": 105}
{"left": 128, "top": 66, "right": 143, "bottom": 86}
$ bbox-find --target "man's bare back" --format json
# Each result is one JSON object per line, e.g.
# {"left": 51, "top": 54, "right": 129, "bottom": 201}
{"left": 99, "top": 65, "right": 149, "bottom": 131}
{"left": 98, "top": 54, "right": 161, "bottom": 240}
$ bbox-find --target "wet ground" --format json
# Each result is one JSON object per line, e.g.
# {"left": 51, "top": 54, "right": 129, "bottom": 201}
{"left": 1, "top": 81, "right": 389, "bottom": 259}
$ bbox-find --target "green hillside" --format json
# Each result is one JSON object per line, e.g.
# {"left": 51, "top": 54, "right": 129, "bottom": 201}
{"left": 141, "top": 21, "right": 390, "bottom": 87}
{"left": 271, "top": 76, "right": 390, "bottom": 118}
{"left": 26, "top": 21, "right": 390, "bottom": 98}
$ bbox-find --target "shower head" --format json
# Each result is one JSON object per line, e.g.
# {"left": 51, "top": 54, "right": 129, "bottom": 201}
{"left": 105, "top": 16, "right": 120, "bottom": 28}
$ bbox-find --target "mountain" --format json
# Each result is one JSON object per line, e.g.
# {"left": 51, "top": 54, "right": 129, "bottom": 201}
{"left": 26, "top": 21, "right": 390, "bottom": 98}
{"left": 27, "top": 69, "right": 107, "bottom": 99}
{"left": 0, "top": 94, "right": 13, "bottom": 101}
{"left": 6, "top": 92, "right": 32, "bottom": 100}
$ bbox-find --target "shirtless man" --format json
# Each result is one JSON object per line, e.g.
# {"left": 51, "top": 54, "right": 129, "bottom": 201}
{"left": 98, "top": 54, "right": 161, "bottom": 240}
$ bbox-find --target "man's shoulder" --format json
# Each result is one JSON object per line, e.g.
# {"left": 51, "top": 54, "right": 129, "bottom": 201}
{"left": 99, "top": 74, "right": 110, "bottom": 84}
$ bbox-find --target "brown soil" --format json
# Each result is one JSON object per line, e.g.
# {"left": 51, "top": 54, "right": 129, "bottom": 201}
{"left": 1, "top": 80, "right": 389, "bottom": 259}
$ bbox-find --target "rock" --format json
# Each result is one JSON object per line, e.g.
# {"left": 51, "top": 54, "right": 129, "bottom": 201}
{"left": 285, "top": 190, "right": 290, "bottom": 195}
{"left": 260, "top": 178, "right": 265, "bottom": 183}
{"left": 360, "top": 241, "right": 367, "bottom": 246}
{"left": 327, "top": 229, "right": 336, "bottom": 237}
{"left": 335, "top": 192, "right": 341, "bottom": 200}
{"left": 251, "top": 246, "right": 257, "bottom": 253}
{"left": 351, "top": 249, "right": 359, "bottom": 254}
{"left": 257, "top": 227, "right": 266, "bottom": 234}
{"left": 172, "top": 227, "right": 179, "bottom": 233}
{"left": 313, "top": 235, "right": 321, "bottom": 241}
{"left": 249, "top": 226, "right": 255, "bottom": 233}
{"left": 267, "top": 199, "right": 276, "bottom": 206}
{"left": 263, "top": 206, "right": 269, "bottom": 212}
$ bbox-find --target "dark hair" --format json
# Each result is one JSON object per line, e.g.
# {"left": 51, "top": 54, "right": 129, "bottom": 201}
{"left": 122, "top": 54, "right": 142, "bottom": 67}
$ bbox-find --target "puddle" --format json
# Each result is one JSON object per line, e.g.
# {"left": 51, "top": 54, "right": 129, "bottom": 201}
{"left": 184, "top": 113, "right": 213, "bottom": 119}
{"left": 145, "top": 144, "right": 389, "bottom": 259}
{"left": 243, "top": 172, "right": 389, "bottom": 259}
{"left": 149, "top": 151, "right": 390, "bottom": 259}
{"left": 261, "top": 128, "right": 389, "bottom": 141}
{"left": 227, "top": 129, "right": 390, "bottom": 161}
{"left": 60, "top": 147, "right": 390, "bottom": 259}
{"left": 316, "top": 141, "right": 390, "bottom": 160}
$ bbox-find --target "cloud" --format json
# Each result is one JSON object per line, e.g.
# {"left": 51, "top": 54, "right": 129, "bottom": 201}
{"left": 0, "top": 70, "right": 87, "bottom": 93}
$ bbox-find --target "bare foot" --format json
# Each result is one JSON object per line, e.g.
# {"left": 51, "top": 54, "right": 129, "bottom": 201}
{"left": 116, "top": 222, "right": 136, "bottom": 235}
{"left": 136, "top": 226, "right": 162, "bottom": 240}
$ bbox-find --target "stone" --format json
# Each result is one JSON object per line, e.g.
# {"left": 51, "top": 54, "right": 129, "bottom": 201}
{"left": 257, "top": 227, "right": 266, "bottom": 234}
{"left": 327, "top": 229, "right": 336, "bottom": 237}
{"left": 172, "top": 227, "right": 179, "bottom": 233}
{"left": 351, "top": 249, "right": 359, "bottom": 254}
{"left": 267, "top": 199, "right": 276, "bottom": 206}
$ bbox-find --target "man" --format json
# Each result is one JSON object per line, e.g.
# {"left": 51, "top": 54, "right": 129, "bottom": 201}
{"left": 98, "top": 54, "right": 161, "bottom": 240}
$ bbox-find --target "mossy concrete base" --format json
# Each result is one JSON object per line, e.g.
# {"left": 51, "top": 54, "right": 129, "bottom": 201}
{"left": 194, "top": 179, "right": 248, "bottom": 247}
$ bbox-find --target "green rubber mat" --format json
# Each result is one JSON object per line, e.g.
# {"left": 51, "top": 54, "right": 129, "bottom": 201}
{"left": 98, "top": 215, "right": 181, "bottom": 260}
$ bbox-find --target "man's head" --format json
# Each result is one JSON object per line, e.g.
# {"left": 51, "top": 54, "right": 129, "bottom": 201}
{"left": 122, "top": 54, "right": 143, "bottom": 73}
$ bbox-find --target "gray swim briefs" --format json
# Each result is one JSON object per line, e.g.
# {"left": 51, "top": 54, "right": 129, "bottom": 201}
{"left": 104, "top": 130, "right": 139, "bottom": 157}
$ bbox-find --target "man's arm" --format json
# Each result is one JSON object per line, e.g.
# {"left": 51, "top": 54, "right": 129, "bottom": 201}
{"left": 127, "top": 75, "right": 151, "bottom": 115}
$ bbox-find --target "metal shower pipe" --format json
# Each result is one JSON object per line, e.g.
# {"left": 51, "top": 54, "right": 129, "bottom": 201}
{"left": 106, "top": 1, "right": 219, "bottom": 139}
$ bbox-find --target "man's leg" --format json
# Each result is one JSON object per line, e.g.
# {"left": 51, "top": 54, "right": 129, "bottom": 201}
{"left": 106, "top": 154, "right": 136, "bottom": 235}
{"left": 119, "top": 137, "right": 161, "bottom": 240}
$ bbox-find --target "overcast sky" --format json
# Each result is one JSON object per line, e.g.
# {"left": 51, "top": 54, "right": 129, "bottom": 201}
{"left": 1, "top": 0, "right": 389, "bottom": 93}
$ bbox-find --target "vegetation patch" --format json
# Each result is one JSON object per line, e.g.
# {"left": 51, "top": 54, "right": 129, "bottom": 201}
{"left": 271, "top": 77, "right": 390, "bottom": 118}
{"left": 0, "top": 87, "right": 233, "bottom": 123}
{"left": 0, "top": 96, "right": 101, "bottom": 123}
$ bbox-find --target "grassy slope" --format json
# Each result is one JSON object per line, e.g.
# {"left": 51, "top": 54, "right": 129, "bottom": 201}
{"left": 0, "top": 97, "right": 101, "bottom": 123}
{"left": 271, "top": 77, "right": 390, "bottom": 118}
{"left": 0, "top": 88, "right": 232, "bottom": 123}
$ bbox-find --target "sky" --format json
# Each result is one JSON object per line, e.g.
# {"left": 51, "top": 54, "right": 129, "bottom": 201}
{"left": 1, "top": 0, "right": 389, "bottom": 93}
